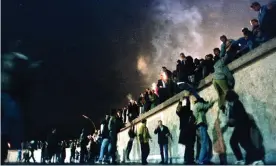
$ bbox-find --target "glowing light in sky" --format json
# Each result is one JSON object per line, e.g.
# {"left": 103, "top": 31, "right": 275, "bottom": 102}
{"left": 137, "top": 56, "right": 148, "bottom": 75}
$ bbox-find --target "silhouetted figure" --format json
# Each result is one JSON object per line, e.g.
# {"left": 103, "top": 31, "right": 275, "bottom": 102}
{"left": 79, "top": 128, "right": 88, "bottom": 163}
{"left": 47, "top": 129, "right": 58, "bottom": 163}
{"left": 128, "top": 101, "right": 139, "bottom": 122}
{"left": 108, "top": 109, "right": 120, "bottom": 164}
{"left": 70, "top": 141, "right": 76, "bottom": 163}
{"left": 225, "top": 90, "right": 264, "bottom": 165}
{"left": 41, "top": 141, "right": 47, "bottom": 163}
{"left": 125, "top": 125, "right": 136, "bottom": 161}
{"left": 60, "top": 141, "right": 66, "bottom": 163}
{"left": 28, "top": 141, "right": 36, "bottom": 163}
{"left": 176, "top": 97, "right": 196, "bottom": 164}
{"left": 97, "top": 115, "right": 110, "bottom": 164}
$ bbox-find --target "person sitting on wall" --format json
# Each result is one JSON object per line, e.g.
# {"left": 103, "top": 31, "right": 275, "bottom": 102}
{"left": 235, "top": 28, "right": 256, "bottom": 58}
{"left": 250, "top": 19, "right": 266, "bottom": 44}
{"left": 219, "top": 35, "right": 239, "bottom": 64}
{"left": 250, "top": 1, "right": 276, "bottom": 40}
{"left": 176, "top": 96, "right": 196, "bottom": 164}
{"left": 154, "top": 120, "right": 172, "bottom": 164}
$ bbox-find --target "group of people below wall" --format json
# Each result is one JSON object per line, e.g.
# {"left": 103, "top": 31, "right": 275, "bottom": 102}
{"left": 124, "top": 91, "right": 265, "bottom": 165}
{"left": 108, "top": 1, "right": 276, "bottom": 127}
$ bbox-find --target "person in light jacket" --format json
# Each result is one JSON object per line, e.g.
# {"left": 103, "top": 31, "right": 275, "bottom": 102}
{"left": 138, "top": 119, "right": 152, "bottom": 165}
{"left": 193, "top": 97, "right": 215, "bottom": 165}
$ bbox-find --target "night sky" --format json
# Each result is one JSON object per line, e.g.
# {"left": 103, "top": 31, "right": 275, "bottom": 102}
{"left": 2, "top": 0, "right": 150, "bottom": 140}
{"left": 1, "top": 0, "right": 268, "bottom": 140}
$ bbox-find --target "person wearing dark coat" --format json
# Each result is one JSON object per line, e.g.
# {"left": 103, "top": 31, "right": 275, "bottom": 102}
{"left": 70, "top": 141, "right": 76, "bottom": 163}
{"left": 176, "top": 97, "right": 196, "bottom": 164}
{"left": 47, "top": 129, "right": 58, "bottom": 163}
{"left": 144, "top": 90, "right": 152, "bottom": 112}
{"left": 128, "top": 101, "right": 139, "bottom": 122}
{"left": 225, "top": 90, "right": 264, "bottom": 165}
{"left": 60, "top": 141, "right": 66, "bottom": 163}
{"left": 162, "top": 67, "right": 173, "bottom": 79}
{"left": 79, "top": 128, "right": 88, "bottom": 163}
{"left": 154, "top": 120, "right": 171, "bottom": 164}
{"left": 125, "top": 125, "right": 136, "bottom": 161}
{"left": 108, "top": 109, "right": 120, "bottom": 164}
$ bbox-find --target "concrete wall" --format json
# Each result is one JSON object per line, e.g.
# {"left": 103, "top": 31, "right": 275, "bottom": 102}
{"left": 117, "top": 38, "right": 276, "bottom": 164}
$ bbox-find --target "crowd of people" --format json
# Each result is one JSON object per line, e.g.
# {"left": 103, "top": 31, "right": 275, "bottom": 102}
{"left": 91, "top": 1, "right": 275, "bottom": 165}
{"left": 5, "top": 1, "right": 276, "bottom": 165}
{"left": 115, "top": 1, "right": 276, "bottom": 127}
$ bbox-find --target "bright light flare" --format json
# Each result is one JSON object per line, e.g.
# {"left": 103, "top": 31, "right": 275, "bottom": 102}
{"left": 162, "top": 72, "right": 168, "bottom": 81}
{"left": 127, "top": 93, "right": 133, "bottom": 102}
{"left": 152, "top": 83, "right": 157, "bottom": 90}
{"left": 137, "top": 56, "right": 148, "bottom": 75}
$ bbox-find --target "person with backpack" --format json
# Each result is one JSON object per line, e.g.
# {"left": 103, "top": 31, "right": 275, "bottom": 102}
{"left": 176, "top": 96, "right": 196, "bottom": 164}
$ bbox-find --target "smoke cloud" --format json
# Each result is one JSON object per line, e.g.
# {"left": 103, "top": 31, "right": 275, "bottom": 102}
{"left": 137, "top": 0, "right": 268, "bottom": 85}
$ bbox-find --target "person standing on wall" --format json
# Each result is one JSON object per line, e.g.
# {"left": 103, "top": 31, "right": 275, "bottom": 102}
{"left": 138, "top": 119, "right": 152, "bottom": 165}
{"left": 192, "top": 97, "right": 215, "bottom": 165}
{"left": 154, "top": 120, "right": 172, "bottom": 164}
{"left": 125, "top": 124, "right": 136, "bottom": 161}
{"left": 176, "top": 96, "right": 196, "bottom": 164}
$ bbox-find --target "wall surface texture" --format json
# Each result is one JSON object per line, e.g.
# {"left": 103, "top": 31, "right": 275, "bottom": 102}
{"left": 117, "top": 38, "right": 276, "bottom": 164}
